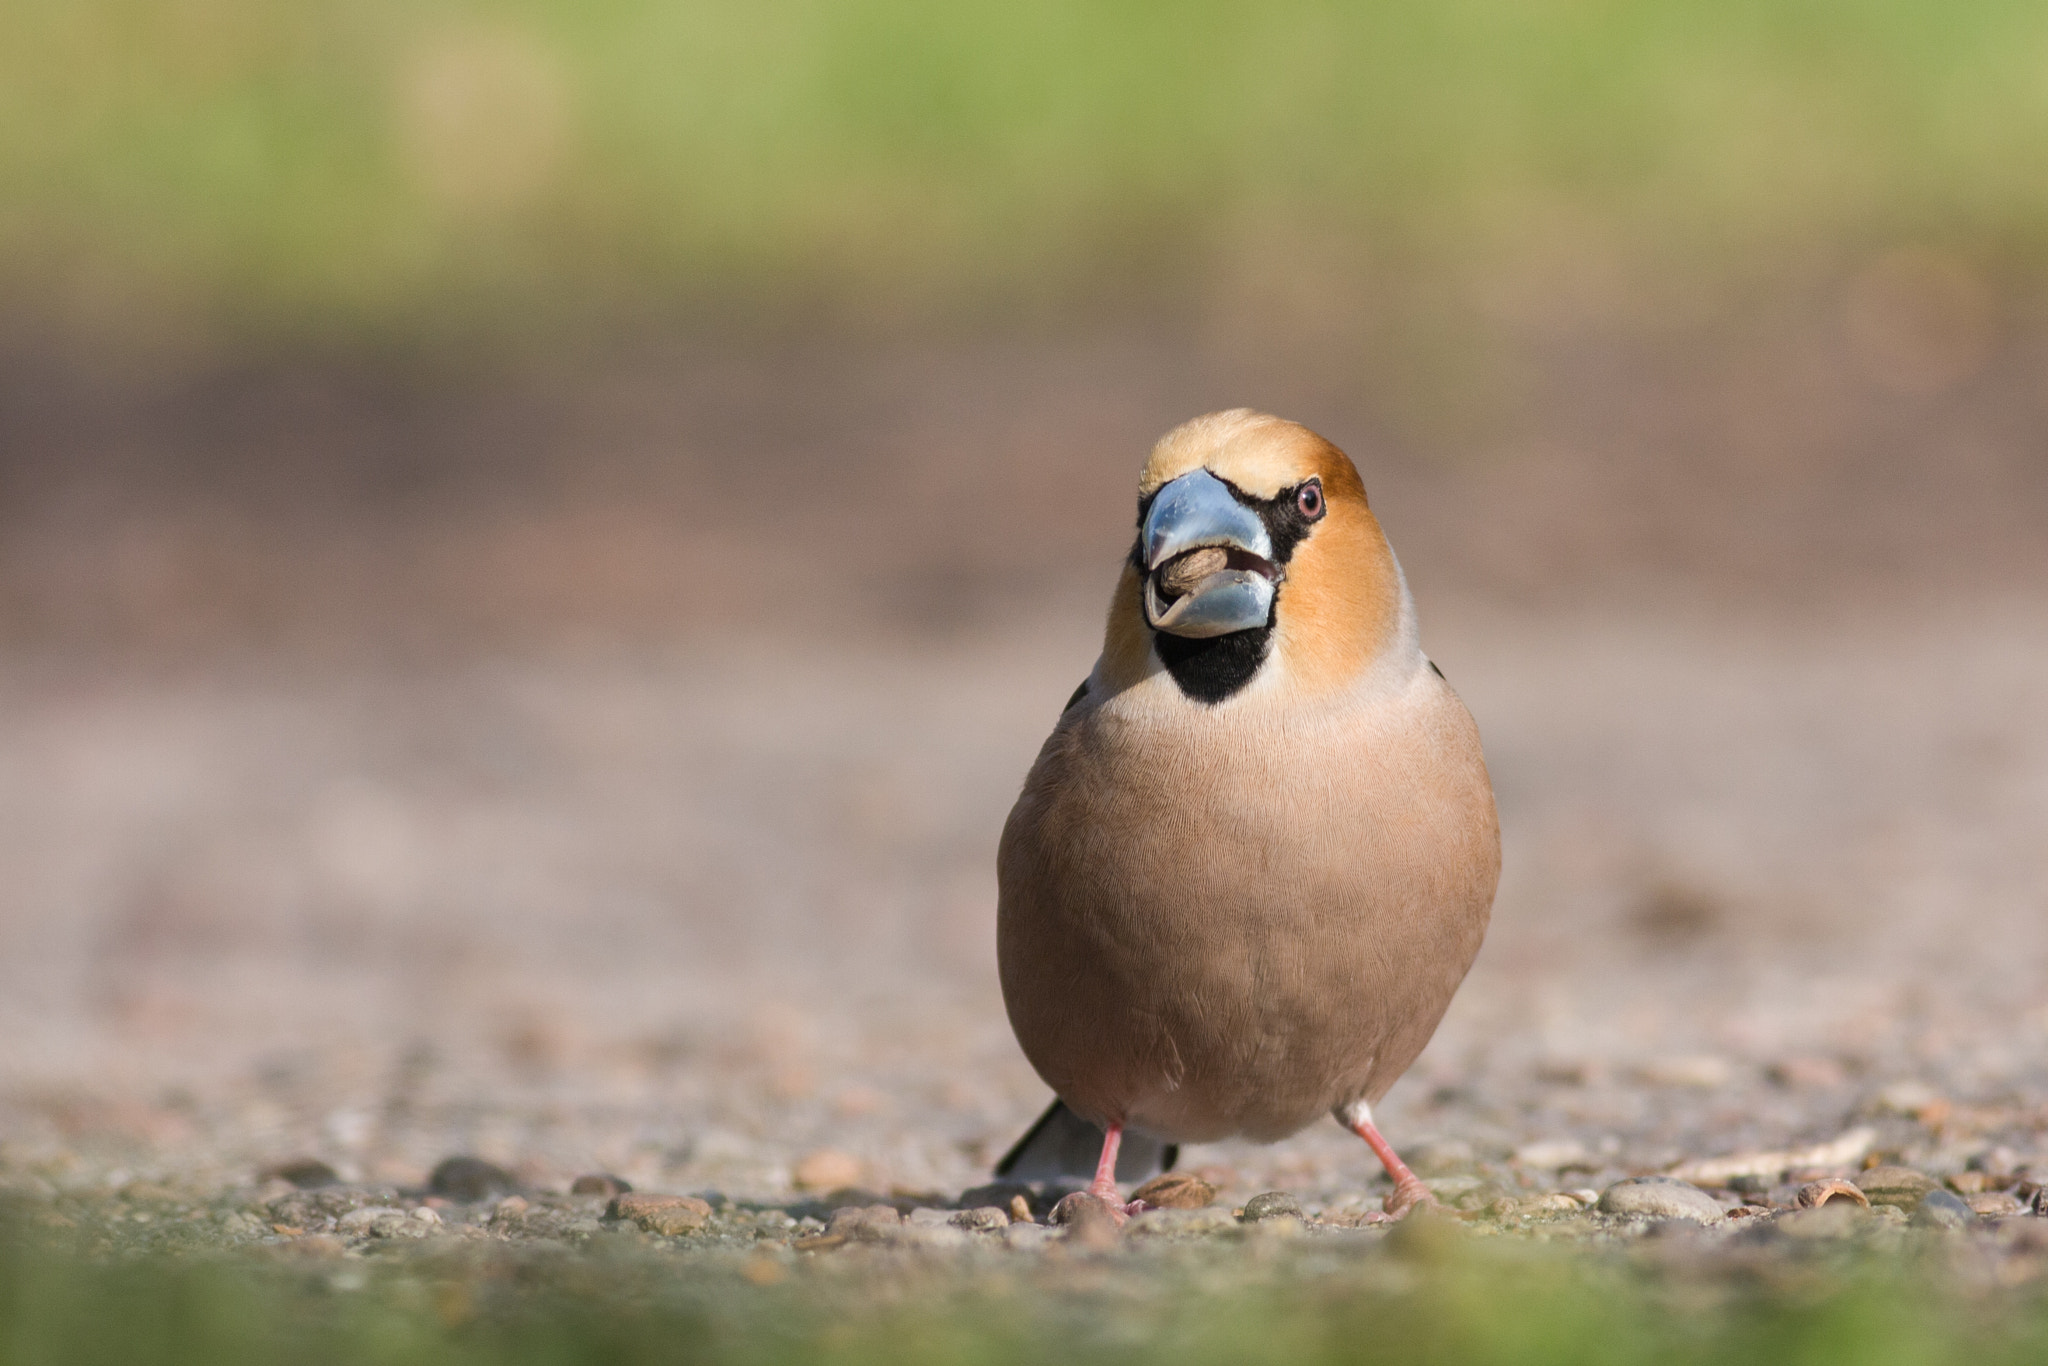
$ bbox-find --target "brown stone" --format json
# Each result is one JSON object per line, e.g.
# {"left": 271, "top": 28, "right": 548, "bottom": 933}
{"left": 1854, "top": 1166, "right": 1937, "bottom": 1208}
{"left": 1965, "top": 1191, "right": 2026, "bottom": 1217}
{"left": 262, "top": 1159, "right": 341, "bottom": 1190}
{"left": 792, "top": 1149, "right": 864, "bottom": 1192}
{"left": 1049, "top": 1191, "right": 1120, "bottom": 1248}
{"left": 825, "top": 1204, "right": 900, "bottom": 1241}
{"left": 1130, "top": 1171, "right": 1216, "bottom": 1210}
{"left": 570, "top": 1173, "right": 632, "bottom": 1198}
{"left": 608, "top": 1192, "right": 712, "bottom": 1235}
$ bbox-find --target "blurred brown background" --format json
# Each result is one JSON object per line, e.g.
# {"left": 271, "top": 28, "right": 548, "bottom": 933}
{"left": 2, "top": 1, "right": 2046, "bottom": 1199}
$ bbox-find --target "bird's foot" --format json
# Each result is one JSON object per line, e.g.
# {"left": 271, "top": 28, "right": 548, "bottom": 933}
{"left": 1050, "top": 1189, "right": 1147, "bottom": 1235}
{"left": 1084, "top": 1180, "right": 1151, "bottom": 1225}
{"left": 1359, "top": 1176, "right": 1438, "bottom": 1223}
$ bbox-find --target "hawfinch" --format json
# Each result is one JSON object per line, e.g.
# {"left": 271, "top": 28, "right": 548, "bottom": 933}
{"left": 994, "top": 410, "right": 1500, "bottom": 1219}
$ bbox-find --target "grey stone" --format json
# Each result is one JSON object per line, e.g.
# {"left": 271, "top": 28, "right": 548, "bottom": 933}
{"left": 335, "top": 1205, "right": 401, "bottom": 1232}
{"left": 1912, "top": 1188, "right": 1974, "bottom": 1230}
{"left": 1240, "top": 1191, "right": 1305, "bottom": 1222}
{"left": 429, "top": 1157, "right": 519, "bottom": 1203}
{"left": 263, "top": 1159, "right": 340, "bottom": 1190}
{"left": 825, "top": 1204, "right": 900, "bottom": 1242}
{"left": 1598, "top": 1177, "right": 1724, "bottom": 1223}
{"left": 949, "top": 1207, "right": 1009, "bottom": 1232}
{"left": 607, "top": 1193, "right": 712, "bottom": 1235}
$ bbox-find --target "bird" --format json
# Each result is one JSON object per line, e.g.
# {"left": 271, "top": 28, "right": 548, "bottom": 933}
{"left": 993, "top": 409, "right": 1499, "bottom": 1220}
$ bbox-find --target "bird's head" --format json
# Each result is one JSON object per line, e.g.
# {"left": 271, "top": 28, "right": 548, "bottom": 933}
{"left": 1099, "top": 410, "right": 1412, "bottom": 705}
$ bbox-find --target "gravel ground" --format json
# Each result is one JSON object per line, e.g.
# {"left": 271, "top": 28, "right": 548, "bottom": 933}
{"left": 3, "top": 600, "right": 2047, "bottom": 1274}
{"left": 3, "top": 329, "right": 2047, "bottom": 1300}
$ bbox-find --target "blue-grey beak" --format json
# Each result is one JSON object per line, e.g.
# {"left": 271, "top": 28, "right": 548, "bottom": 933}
{"left": 1140, "top": 469, "right": 1281, "bottom": 638}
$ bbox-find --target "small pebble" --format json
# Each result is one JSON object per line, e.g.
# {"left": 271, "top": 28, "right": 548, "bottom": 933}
{"left": 570, "top": 1174, "right": 632, "bottom": 1198}
{"left": 1767, "top": 1057, "right": 1848, "bottom": 1089}
{"left": 950, "top": 1206, "right": 1009, "bottom": 1232}
{"left": 792, "top": 1150, "right": 864, "bottom": 1192}
{"left": 1240, "top": 1191, "right": 1304, "bottom": 1223}
{"left": 1964, "top": 1191, "right": 2025, "bottom": 1218}
{"left": 1872, "top": 1081, "right": 1943, "bottom": 1118}
{"left": 741, "top": 1255, "right": 786, "bottom": 1286}
{"left": 429, "top": 1156, "right": 519, "bottom": 1203}
{"left": 263, "top": 1159, "right": 340, "bottom": 1190}
{"left": 1524, "top": 1193, "right": 1586, "bottom": 1214}
{"left": 608, "top": 1193, "right": 713, "bottom": 1236}
{"left": 1855, "top": 1166, "right": 1937, "bottom": 1209}
{"left": 1048, "top": 1192, "right": 1120, "bottom": 1247}
{"left": 825, "top": 1204, "right": 900, "bottom": 1242}
{"left": 1513, "top": 1139, "right": 1591, "bottom": 1170}
{"left": 1912, "top": 1189, "right": 1974, "bottom": 1230}
{"left": 1598, "top": 1177, "right": 1723, "bottom": 1224}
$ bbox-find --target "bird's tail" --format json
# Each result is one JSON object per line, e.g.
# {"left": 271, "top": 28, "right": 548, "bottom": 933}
{"left": 993, "top": 1099, "right": 1178, "bottom": 1183}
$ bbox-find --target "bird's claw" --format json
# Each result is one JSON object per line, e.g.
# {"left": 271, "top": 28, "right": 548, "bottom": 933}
{"left": 1083, "top": 1185, "right": 1152, "bottom": 1225}
{"left": 1358, "top": 1179, "right": 1438, "bottom": 1223}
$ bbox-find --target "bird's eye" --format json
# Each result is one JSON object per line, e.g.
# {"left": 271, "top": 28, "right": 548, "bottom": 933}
{"left": 1296, "top": 482, "right": 1324, "bottom": 520}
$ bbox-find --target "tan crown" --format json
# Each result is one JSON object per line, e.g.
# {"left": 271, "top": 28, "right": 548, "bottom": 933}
{"left": 1140, "top": 408, "right": 1368, "bottom": 504}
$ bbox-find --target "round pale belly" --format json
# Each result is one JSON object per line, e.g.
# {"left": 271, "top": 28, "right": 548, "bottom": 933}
{"left": 997, "top": 684, "right": 1497, "bottom": 1146}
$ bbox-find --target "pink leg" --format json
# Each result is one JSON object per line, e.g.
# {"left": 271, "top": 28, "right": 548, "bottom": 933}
{"left": 1088, "top": 1123, "right": 1125, "bottom": 1203}
{"left": 1066, "top": 1123, "right": 1150, "bottom": 1225}
{"left": 1338, "top": 1102, "right": 1437, "bottom": 1220}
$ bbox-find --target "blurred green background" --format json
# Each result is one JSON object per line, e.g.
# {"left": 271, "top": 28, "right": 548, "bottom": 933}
{"left": 5, "top": 0, "right": 2045, "bottom": 353}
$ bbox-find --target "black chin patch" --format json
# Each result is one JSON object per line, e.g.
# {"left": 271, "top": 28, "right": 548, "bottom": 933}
{"left": 1155, "top": 626, "right": 1272, "bottom": 704}
{"left": 1133, "top": 472, "right": 1322, "bottom": 705}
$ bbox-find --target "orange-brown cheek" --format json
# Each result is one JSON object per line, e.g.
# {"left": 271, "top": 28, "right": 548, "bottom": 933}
{"left": 1273, "top": 512, "right": 1401, "bottom": 696}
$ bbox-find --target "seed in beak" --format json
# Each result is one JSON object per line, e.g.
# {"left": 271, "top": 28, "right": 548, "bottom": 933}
{"left": 1154, "top": 547, "right": 1229, "bottom": 601}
